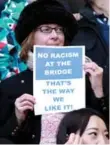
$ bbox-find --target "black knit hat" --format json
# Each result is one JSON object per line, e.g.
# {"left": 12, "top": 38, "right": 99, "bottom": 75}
{"left": 15, "top": 0, "right": 78, "bottom": 45}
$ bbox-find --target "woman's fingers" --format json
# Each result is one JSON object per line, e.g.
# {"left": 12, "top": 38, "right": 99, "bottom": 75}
{"left": 17, "top": 94, "right": 36, "bottom": 104}
{"left": 65, "top": 133, "right": 82, "bottom": 144}
{"left": 84, "top": 62, "right": 103, "bottom": 75}
{"left": 84, "top": 61, "right": 104, "bottom": 97}
{"left": 18, "top": 105, "right": 33, "bottom": 112}
{"left": 73, "top": 13, "right": 82, "bottom": 21}
{"left": 84, "top": 62, "right": 98, "bottom": 71}
{"left": 15, "top": 94, "right": 36, "bottom": 112}
{"left": 15, "top": 94, "right": 36, "bottom": 124}
{"left": 18, "top": 100, "right": 34, "bottom": 108}
{"left": 85, "top": 56, "right": 92, "bottom": 63}
{"left": 84, "top": 68, "right": 94, "bottom": 75}
{"left": 74, "top": 134, "right": 81, "bottom": 144}
{"left": 65, "top": 133, "right": 75, "bottom": 144}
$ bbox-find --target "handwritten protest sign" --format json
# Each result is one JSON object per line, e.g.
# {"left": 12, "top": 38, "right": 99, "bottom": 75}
{"left": 33, "top": 45, "right": 85, "bottom": 115}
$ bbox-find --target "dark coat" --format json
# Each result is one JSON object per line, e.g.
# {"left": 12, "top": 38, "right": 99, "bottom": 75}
{"left": 0, "top": 69, "right": 41, "bottom": 144}
{"left": 57, "top": 0, "right": 85, "bottom": 13}
{"left": 0, "top": 0, "right": 7, "bottom": 15}
{"left": 0, "top": 67, "right": 109, "bottom": 144}
{"left": 71, "top": 7, "right": 109, "bottom": 124}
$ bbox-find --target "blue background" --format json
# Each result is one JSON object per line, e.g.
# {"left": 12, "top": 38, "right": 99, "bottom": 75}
{"left": 35, "top": 47, "right": 83, "bottom": 80}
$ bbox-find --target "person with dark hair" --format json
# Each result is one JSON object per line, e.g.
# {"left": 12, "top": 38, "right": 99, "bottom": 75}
{"left": 0, "top": 0, "right": 105, "bottom": 144}
{"left": 72, "top": 0, "right": 109, "bottom": 125}
{"left": 56, "top": 108, "right": 109, "bottom": 144}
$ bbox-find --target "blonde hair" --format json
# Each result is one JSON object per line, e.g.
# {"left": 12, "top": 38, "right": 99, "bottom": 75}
{"left": 20, "top": 31, "right": 35, "bottom": 62}
{"left": 20, "top": 27, "right": 67, "bottom": 61}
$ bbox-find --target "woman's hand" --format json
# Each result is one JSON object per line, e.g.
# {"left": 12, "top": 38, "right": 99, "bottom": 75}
{"left": 65, "top": 133, "right": 82, "bottom": 144}
{"left": 15, "top": 94, "right": 36, "bottom": 125}
{"left": 73, "top": 13, "right": 82, "bottom": 21}
{"left": 84, "top": 62, "right": 104, "bottom": 98}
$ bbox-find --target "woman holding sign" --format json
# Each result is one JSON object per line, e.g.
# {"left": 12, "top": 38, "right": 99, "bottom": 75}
{"left": 0, "top": 0, "right": 106, "bottom": 144}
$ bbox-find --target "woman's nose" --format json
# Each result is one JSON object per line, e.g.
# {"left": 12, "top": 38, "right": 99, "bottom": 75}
{"left": 50, "top": 29, "right": 58, "bottom": 38}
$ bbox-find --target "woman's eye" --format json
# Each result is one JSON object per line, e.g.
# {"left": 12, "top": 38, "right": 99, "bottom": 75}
{"left": 89, "top": 132, "right": 97, "bottom": 137}
{"left": 57, "top": 27, "right": 63, "bottom": 33}
{"left": 43, "top": 27, "right": 50, "bottom": 32}
{"left": 44, "top": 28, "right": 49, "bottom": 31}
{"left": 105, "top": 133, "right": 109, "bottom": 138}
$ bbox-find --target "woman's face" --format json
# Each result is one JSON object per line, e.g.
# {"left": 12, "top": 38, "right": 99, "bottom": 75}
{"left": 81, "top": 115, "right": 109, "bottom": 144}
{"left": 33, "top": 24, "right": 65, "bottom": 46}
{"left": 93, "top": 0, "right": 109, "bottom": 8}
{"left": 92, "top": 0, "right": 109, "bottom": 16}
